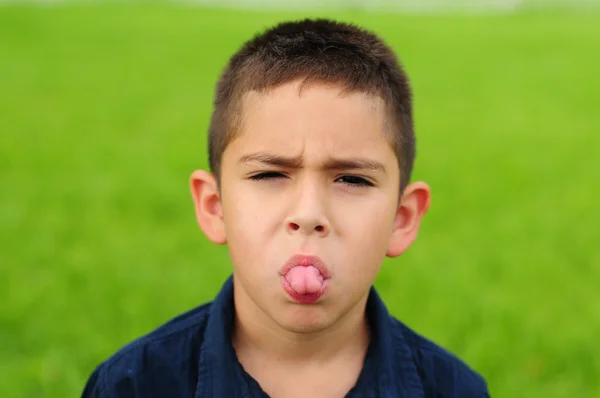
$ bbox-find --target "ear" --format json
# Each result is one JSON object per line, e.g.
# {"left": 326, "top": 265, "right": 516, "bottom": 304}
{"left": 386, "top": 181, "right": 431, "bottom": 257}
{"left": 190, "top": 170, "right": 227, "bottom": 245}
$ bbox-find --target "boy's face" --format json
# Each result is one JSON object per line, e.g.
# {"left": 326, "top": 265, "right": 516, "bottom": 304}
{"left": 192, "top": 81, "right": 429, "bottom": 334}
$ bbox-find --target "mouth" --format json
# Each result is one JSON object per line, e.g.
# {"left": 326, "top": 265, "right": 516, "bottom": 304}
{"left": 279, "top": 254, "right": 330, "bottom": 304}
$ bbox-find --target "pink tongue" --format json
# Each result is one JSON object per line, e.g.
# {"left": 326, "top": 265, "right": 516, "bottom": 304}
{"left": 285, "top": 266, "right": 324, "bottom": 294}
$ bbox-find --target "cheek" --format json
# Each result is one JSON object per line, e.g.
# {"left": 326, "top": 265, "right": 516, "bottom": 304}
{"left": 339, "top": 197, "right": 395, "bottom": 257}
{"left": 222, "top": 185, "right": 281, "bottom": 248}
{"left": 223, "top": 204, "right": 265, "bottom": 276}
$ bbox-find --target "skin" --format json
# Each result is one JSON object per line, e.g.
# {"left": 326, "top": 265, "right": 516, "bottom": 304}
{"left": 190, "top": 80, "right": 431, "bottom": 397}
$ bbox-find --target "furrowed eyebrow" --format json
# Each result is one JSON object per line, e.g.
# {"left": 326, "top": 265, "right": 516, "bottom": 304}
{"left": 238, "top": 153, "right": 303, "bottom": 168}
{"left": 323, "top": 158, "right": 386, "bottom": 173}
{"left": 239, "top": 152, "right": 386, "bottom": 174}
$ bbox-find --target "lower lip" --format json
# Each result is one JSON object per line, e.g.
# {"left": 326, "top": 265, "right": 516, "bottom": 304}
{"left": 280, "top": 277, "right": 329, "bottom": 304}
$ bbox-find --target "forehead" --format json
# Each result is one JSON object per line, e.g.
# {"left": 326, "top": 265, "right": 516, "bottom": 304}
{"left": 228, "top": 81, "right": 394, "bottom": 162}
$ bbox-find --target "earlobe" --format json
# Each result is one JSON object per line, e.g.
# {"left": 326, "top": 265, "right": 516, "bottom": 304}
{"left": 386, "top": 182, "right": 431, "bottom": 258}
{"left": 190, "top": 170, "right": 227, "bottom": 245}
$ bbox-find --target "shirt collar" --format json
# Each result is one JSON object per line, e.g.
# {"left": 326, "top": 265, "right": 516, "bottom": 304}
{"left": 196, "top": 276, "right": 424, "bottom": 398}
{"left": 363, "top": 282, "right": 425, "bottom": 398}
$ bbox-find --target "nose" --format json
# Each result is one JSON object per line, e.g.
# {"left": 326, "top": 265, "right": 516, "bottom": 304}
{"left": 287, "top": 219, "right": 328, "bottom": 235}
{"left": 285, "top": 183, "right": 330, "bottom": 237}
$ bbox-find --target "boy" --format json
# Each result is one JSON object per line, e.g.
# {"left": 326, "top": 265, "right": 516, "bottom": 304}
{"left": 83, "top": 19, "right": 489, "bottom": 397}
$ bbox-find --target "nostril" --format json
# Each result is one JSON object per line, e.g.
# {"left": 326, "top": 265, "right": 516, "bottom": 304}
{"left": 289, "top": 223, "right": 300, "bottom": 231}
{"left": 315, "top": 225, "right": 324, "bottom": 232}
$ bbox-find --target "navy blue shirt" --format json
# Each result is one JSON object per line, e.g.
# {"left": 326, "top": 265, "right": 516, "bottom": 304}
{"left": 83, "top": 276, "right": 489, "bottom": 397}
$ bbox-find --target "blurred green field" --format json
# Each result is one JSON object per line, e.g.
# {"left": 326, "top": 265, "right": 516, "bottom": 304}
{"left": 1, "top": 3, "right": 599, "bottom": 397}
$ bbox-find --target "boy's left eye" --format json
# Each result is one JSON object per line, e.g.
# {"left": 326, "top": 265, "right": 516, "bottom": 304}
{"left": 335, "top": 175, "right": 373, "bottom": 187}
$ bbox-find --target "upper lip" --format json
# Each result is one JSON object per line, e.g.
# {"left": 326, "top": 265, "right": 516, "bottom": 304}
{"left": 279, "top": 254, "right": 330, "bottom": 279}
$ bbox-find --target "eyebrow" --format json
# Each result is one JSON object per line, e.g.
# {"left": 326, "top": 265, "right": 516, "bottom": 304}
{"left": 238, "top": 153, "right": 386, "bottom": 173}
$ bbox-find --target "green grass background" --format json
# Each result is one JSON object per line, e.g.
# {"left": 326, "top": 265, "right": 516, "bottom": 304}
{"left": 1, "top": 3, "right": 599, "bottom": 397}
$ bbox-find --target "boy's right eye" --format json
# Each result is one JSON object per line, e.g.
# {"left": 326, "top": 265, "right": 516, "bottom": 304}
{"left": 249, "top": 172, "right": 286, "bottom": 181}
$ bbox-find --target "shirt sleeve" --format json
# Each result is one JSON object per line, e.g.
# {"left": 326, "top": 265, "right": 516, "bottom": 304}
{"left": 414, "top": 343, "right": 490, "bottom": 398}
{"left": 81, "top": 364, "right": 113, "bottom": 398}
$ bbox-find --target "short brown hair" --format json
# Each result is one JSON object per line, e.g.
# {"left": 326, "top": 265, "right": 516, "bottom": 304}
{"left": 208, "top": 18, "right": 415, "bottom": 193}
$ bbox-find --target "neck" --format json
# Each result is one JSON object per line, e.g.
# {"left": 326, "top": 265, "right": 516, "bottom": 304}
{"left": 231, "top": 280, "right": 371, "bottom": 365}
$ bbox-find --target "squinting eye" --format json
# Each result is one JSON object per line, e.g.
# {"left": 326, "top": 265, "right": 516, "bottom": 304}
{"left": 336, "top": 175, "right": 373, "bottom": 187}
{"left": 249, "top": 172, "right": 286, "bottom": 181}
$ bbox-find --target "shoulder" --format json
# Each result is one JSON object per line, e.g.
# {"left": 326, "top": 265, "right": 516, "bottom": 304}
{"left": 391, "top": 318, "right": 490, "bottom": 397}
{"left": 82, "top": 302, "right": 212, "bottom": 398}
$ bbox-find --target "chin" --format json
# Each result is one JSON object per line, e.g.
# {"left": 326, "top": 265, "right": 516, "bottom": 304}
{"left": 275, "top": 307, "right": 333, "bottom": 334}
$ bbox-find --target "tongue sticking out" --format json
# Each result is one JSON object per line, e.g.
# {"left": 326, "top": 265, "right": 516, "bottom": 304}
{"left": 284, "top": 266, "right": 324, "bottom": 294}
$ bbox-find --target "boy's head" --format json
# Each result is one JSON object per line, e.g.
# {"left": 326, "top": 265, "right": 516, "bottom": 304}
{"left": 191, "top": 19, "right": 430, "bottom": 334}
{"left": 209, "top": 18, "right": 415, "bottom": 194}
